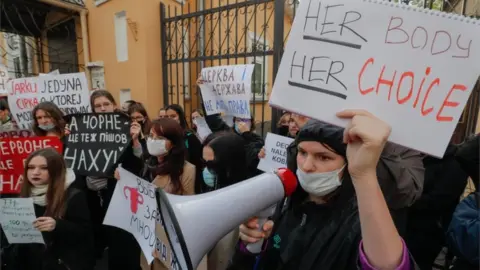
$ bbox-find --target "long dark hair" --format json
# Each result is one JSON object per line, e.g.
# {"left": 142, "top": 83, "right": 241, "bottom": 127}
{"left": 165, "top": 104, "right": 189, "bottom": 131}
{"left": 148, "top": 118, "right": 186, "bottom": 195}
{"left": 32, "top": 102, "right": 66, "bottom": 137}
{"left": 20, "top": 148, "right": 68, "bottom": 218}
{"left": 128, "top": 102, "right": 152, "bottom": 135}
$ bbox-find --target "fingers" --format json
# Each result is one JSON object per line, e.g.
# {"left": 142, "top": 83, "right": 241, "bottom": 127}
{"left": 239, "top": 218, "right": 274, "bottom": 244}
{"left": 336, "top": 109, "right": 373, "bottom": 119}
{"left": 245, "top": 217, "right": 259, "bottom": 229}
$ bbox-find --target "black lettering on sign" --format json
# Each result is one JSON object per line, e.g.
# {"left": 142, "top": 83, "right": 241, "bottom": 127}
{"left": 63, "top": 113, "right": 131, "bottom": 177}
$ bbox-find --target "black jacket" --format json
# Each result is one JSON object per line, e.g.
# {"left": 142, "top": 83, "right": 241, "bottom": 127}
{"left": 4, "top": 186, "right": 95, "bottom": 270}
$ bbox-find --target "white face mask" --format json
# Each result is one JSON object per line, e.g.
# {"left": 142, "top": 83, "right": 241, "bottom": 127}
{"left": 147, "top": 138, "right": 168, "bottom": 156}
{"left": 296, "top": 165, "right": 345, "bottom": 197}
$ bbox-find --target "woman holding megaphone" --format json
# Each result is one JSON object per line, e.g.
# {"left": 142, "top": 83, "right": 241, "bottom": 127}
{"left": 230, "top": 110, "right": 418, "bottom": 270}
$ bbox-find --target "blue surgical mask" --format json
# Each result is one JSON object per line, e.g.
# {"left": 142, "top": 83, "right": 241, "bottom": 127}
{"left": 38, "top": 123, "right": 56, "bottom": 131}
{"left": 202, "top": 168, "right": 216, "bottom": 188}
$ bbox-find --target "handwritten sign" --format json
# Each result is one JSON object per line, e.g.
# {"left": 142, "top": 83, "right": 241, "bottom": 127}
{"left": 0, "top": 198, "right": 44, "bottom": 244}
{"left": 269, "top": 0, "right": 480, "bottom": 157}
{"left": 0, "top": 129, "right": 33, "bottom": 139}
{"left": 0, "top": 137, "right": 63, "bottom": 194}
{"left": 199, "top": 64, "right": 254, "bottom": 118}
{"left": 193, "top": 117, "right": 212, "bottom": 142}
{"left": 258, "top": 133, "right": 294, "bottom": 172}
{"left": 7, "top": 72, "right": 90, "bottom": 129}
{"left": 103, "top": 167, "right": 157, "bottom": 264}
{"left": 63, "top": 113, "right": 131, "bottom": 177}
{"left": 0, "top": 64, "right": 9, "bottom": 96}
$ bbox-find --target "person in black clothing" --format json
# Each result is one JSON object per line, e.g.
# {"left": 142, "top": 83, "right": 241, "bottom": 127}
{"left": 128, "top": 102, "right": 153, "bottom": 160}
{"left": 455, "top": 134, "right": 479, "bottom": 190}
{"left": 4, "top": 148, "right": 94, "bottom": 270}
{"left": 165, "top": 104, "right": 204, "bottom": 193}
{"left": 201, "top": 132, "right": 250, "bottom": 192}
{"left": 406, "top": 144, "right": 469, "bottom": 269}
{"left": 229, "top": 112, "right": 416, "bottom": 270}
{"left": 85, "top": 90, "right": 143, "bottom": 270}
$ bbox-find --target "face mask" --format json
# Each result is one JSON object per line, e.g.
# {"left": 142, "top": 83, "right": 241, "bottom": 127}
{"left": 278, "top": 126, "right": 289, "bottom": 136}
{"left": 296, "top": 165, "right": 345, "bottom": 197}
{"left": 234, "top": 121, "right": 251, "bottom": 134}
{"left": 38, "top": 123, "right": 55, "bottom": 131}
{"left": 202, "top": 168, "right": 216, "bottom": 188}
{"left": 147, "top": 138, "right": 168, "bottom": 156}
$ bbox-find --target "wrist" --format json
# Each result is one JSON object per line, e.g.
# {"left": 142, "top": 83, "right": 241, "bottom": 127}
{"left": 351, "top": 170, "right": 378, "bottom": 186}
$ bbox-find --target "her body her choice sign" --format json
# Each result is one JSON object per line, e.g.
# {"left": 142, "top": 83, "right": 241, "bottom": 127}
{"left": 0, "top": 136, "right": 63, "bottom": 194}
{"left": 199, "top": 64, "right": 255, "bottom": 118}
{"left": 269, "top": 0, "right": 480, "bottom": 157}
{"left": 63, "top": 113, "right": 131, "bottom": 177}
{"left": 7, "top": 72, "right": 90, "bottom": 129}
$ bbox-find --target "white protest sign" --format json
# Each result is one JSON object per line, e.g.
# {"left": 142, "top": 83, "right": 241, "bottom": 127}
{"left": 193, "top": 117, "right": 212, "bottom": 142}
{"left": 269, "top": 0, "right": 480, "bottom": 157}
{"left": 0, "top": 198, "right": 44, "bottom": 244}
{"left": 0, "top": 64, "right": 9, "bottom": 96}
{"left": 103, "top": 167, "right": 157, "bottom": 264}
{"left": 258, "top": 133, "right": 294, "bottom": 172}
{"left": 7, "top": 72, "right": 90, "bottom": 129}
{"left": 199, "top": 64, "right": 254, "bottom": 118}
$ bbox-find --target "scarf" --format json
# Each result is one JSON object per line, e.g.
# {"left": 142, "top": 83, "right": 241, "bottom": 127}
{"left": 31, "top": 169, "right": 76, "bottom": 206}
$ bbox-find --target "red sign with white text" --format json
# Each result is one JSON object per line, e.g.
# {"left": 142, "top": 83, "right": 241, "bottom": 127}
{"left": 0, "top": 137, "right": 63, "bottom": 194}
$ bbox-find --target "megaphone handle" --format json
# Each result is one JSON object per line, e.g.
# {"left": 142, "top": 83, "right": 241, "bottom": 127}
{"left": 245, "top": 217, "right": 267, "bottom": 254}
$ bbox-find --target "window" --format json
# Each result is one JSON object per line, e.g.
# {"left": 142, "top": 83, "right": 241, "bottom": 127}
{"left": 248, "top": 32, "right": 268, "bottom": 101}
{"left": 13, "top": 57, "right": 21, "bottom": 78}
{"left": 114, "top": 11, "right": 128, "bottom": 62}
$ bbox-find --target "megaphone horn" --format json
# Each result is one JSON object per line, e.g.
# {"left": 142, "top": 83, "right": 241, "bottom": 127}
{"left": 155, "top": 168, "right": 297, "bottom": 270}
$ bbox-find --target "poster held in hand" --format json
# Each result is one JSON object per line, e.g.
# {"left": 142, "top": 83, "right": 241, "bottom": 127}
{"left": 0, "top": 198, "right": 45, "bottom": 244}
{"left": 269, "top": 0, "right": 480, "bottom": 157}
{"left": 0, "top": 136, "right": 63, "bottom": 194}
{"left": 103, "top": 167, "right": 157, "bottom": 264}
{"left": 63, "top": 113, "right": 131, "bottom": 177}
{"left": 257, "top": 133, "right": 294, "bottom": 172}
{"left": 199, "top": 64, "right": 254, "bottom": 119}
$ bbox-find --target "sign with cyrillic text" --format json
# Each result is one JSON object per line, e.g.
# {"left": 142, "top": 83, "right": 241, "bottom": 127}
{"left": 199, "top": 64, "right": 254, "bottom": 118}
{"left": 63, "top": 113, "right": 131, "bottom": 177}
{"left": 0, "top": 136, "right": 63, "bottom": 194}
{"left": 7, "top": 72, "right": 90, "bottom": 129}
{"left": 258, "top": 133, "right": 294, "bottom": 172}
{"left": 0, "top": 198, "right": 45, "bottom": 244}
{"left": 269, "top": 0, "right": 480, "bottom": 157}
{"left": 103, "top": 167, "right": 157, "bottom": 264}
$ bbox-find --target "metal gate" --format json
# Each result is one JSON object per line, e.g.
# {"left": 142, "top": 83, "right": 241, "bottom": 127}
{"left": 160, "top": 0, "right": 292, "bottom": 135}
{"left": 160, "top": 0, "right": 479, "bottom": 140}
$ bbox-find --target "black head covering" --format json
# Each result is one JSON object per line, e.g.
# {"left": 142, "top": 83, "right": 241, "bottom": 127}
{"left": 295, "top": 120, "right": 347, "bottom": 157}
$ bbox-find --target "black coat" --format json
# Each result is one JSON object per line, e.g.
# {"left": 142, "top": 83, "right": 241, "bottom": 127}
{"left": 4, "top": 186, "right": 95, "bottom": 270}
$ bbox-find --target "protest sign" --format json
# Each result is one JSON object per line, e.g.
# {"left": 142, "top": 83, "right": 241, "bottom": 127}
{"left": 63, "top": 113, "right": 131, "bottom": 177}
{"left": 0, "top": 136, "right": 63, "bottom": 194}
{"left": 103, "top": 167, "right": 157, "bottom": 264}
{"left": 7, "top": 72, "right": 90, "bottom": 129}
{"left": 0, "top": 64, "right": 9, "bottom": 96}
{"left": 0, "top": 129, "right": 33, "bottom": 139}
{"left": 258, "top": 133, "right": 294, "bottom": 172}
{"left": 193, "top": 117, "right": 212, "bottom": 142}
{"left": 0, "top": 198, "right": 44, "bottom": 244}
{"left": 199, "top": 64, "right": 254, "bottom": 118}
{"left": 269, "top": 0, "right": 480, "bottom": 157}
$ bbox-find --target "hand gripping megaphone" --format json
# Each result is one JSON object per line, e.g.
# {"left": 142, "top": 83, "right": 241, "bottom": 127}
{"left": 155, "top": 168, "right": 297, "bottom": 270}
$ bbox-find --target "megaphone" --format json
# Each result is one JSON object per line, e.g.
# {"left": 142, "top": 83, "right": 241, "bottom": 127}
{"left": 155, "top": 168, "right": 297, "bottom": 270}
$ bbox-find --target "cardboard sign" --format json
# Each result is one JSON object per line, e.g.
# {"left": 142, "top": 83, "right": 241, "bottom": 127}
{"left": 0, "top": 136, "right": 63, "bottom": 194}
{"left": 258, "top": 133, "right": 294, "bottom": 172}
{"left": 269, "top": 0, "right": 480, "bottom": 157}
{"left": 7, "top": 72, "right": 90, "bottom": 129}
{"left": 63, "top": 113, "right": 131, "bottom": 177}
{"left": 0, "top": 129, "right": 33, "bottom": 139}
{"left": 103, "top": 167, "right": 157, "bottom": 264}
{"left": 0, "top": 198, "right": 44, "bottom": 244}
{"left": 199, "top": 64, "right": 254, "bottom": 118}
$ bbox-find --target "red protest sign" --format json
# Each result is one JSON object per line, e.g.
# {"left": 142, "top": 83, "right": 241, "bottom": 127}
{"left": 0, "top": 136, "right": 63, "bottom": 194}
